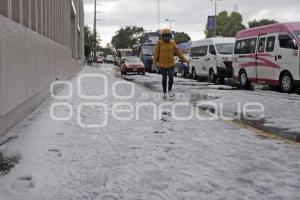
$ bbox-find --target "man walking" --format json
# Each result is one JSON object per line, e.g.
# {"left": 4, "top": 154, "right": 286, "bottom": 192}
{"left": 153, "top": 29, "right": 188, "bottom": 99}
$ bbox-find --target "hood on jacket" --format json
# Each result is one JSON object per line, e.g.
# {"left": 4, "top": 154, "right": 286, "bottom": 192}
{"left": 162, "top": 28, "right": 172, "bottom": 36}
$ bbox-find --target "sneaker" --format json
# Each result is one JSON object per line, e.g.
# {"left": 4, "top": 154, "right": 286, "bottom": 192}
{"left": 168, "top": 91, "right": 175, "bottom": 98}
{"left": 163, "top": 93, "right": 168, "bottom": 99}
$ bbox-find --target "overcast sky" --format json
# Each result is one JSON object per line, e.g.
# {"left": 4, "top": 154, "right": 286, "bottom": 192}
{"left": 83, "top": 0, "right": 300, "bottom": 45}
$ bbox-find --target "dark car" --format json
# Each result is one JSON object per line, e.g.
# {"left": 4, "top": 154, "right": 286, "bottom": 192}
{"left": 121, "top": 56, "right": 145, "bottom": 75}
{"left": 175, "top": 60, "right": 189, "bottom": 77}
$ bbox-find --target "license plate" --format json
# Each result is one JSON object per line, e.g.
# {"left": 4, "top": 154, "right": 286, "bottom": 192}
{"left": 133, "top": 68, "right": 137, "bottom": 71}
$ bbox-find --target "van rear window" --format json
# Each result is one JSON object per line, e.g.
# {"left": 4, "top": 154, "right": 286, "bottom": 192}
{"left": 190, "top": 46, "right": 208, "bottom": 57}
{"left": 235, "top": 38, "right": 257, "bottom": 54}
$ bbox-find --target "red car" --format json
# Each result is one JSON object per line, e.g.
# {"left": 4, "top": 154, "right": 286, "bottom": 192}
{"left": 121, "top": 56, "right": 145, "bottom": 75}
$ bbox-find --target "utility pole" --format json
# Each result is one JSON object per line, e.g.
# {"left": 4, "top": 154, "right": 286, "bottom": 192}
{"left": 157, "top": 0, "right": 160, "bottom": 30}
{"left": 165, "top": 19, "right": 175, "bottom": 31}
{"left": 214, "top": 0, "right": 217, "bottom": 37}
{"left": 210, "top": 0, "right": 223, "bottom": 37}
{"left": 93, "top": 0, "right": 103, "bottom": 62}
{"left": 93, "top": 0, "right": 97, "bottom": 62}
{"left": 234, "top": 4, "right": 238, "bottom": 12}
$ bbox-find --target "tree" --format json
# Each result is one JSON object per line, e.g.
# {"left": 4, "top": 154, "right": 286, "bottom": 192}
{"left": 106, "top": 43, "right": 112, "bottom": 49}
{"left": 205, "top": 11, "right": 246, "bottom": 38}
{"left": 111, "top": 26, "right": 144, "bottom": 49}
{"left": 174, "top": 32, "right": 191, "bottom": 44}
{"left": 84, "top": 26, "right": 101, "bottom": 58}
{"left": 248, "top": 19, "right": 278, "bottom": 28}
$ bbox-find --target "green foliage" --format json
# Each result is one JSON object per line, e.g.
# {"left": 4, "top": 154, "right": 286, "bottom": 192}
{"left": 111, "top": 26, "right": 144, "bottom": 49}
{"left": 84, "top": 26, "right": 101, "bottom": 57}
{"left": 99, "top": 48, "right": 114, "bottom": 56}
{"left": 205, "top": 11, "right": 246, "bottom": 38}
{"left": 174, "top": 32, "right": 191, "bottom": 44}
{"left": 248, "top": 19, "right": 278, "bottom": 28}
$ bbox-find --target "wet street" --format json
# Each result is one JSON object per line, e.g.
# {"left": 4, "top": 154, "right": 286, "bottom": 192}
{"left": 105, "top": 63, "right": 300, "bottom": 142}
{"left": 0, "top": 65, "right": 299, "bottom": 200}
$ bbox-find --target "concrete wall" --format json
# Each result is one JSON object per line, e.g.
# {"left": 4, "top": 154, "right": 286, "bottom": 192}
{"left": 0, "top": 0, "right": 85, "bottom": 136}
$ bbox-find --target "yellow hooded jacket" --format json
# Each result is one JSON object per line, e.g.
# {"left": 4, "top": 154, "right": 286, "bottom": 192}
{"left": 153, "top": 40, "right": 188, "bottom": 69}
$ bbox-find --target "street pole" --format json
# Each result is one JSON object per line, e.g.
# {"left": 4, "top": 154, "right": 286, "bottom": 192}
{"left": 93, "top": 0, "right": 97, "bottom": 62}
{"left": 165, "top": 19, "right": 175, "bottom": 31}
{"left": 214, "top": 0, "right": 217, "bottom": 37}
{"left": 210, "top": 0, "right": 223, "bottom": 37}
{"left": 157, "top": 0, "right": 160, "bottom": 31}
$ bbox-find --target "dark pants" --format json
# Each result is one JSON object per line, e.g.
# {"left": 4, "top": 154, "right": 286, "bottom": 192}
{"left": 161, "top": 67, "right": 175, "bottom": 93}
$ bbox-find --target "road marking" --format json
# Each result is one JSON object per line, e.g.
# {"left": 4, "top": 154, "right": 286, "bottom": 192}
{"left": 195, "top": 107, "right": 298, "bottom": 144}
{"left": 226, "top": 120, "right": 297, "bottom": 144}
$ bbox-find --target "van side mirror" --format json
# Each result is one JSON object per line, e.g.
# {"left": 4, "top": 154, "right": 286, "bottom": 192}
{"left": 286, "top": 39, "right": 298, "bottom": 50}
{"left": 292, "top": 39, "right": 298, "bottom": 50}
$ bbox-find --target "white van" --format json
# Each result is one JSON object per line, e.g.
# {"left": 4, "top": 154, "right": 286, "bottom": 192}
{"left": 233, "top": 22, "right": 300, "bottom": 93}
{"left": 189, "top": 37, "right": 236, "bottom": 83}
{"left": 116, "top": 49, "right": 133, "bottom": 66}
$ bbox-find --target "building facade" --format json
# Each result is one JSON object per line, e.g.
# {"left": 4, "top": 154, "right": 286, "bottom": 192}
{"left": 0, "top": 0, "right": 85, "bottom": 136}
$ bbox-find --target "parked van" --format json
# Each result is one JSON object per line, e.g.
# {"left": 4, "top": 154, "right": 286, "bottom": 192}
{"left": 116, "top": 49, "right": 133, "bottom": 66}
{"left": 189, "top": 37, "right": 235, "bottom": 83}
{"left": 233, "top": 22, "right": 300, "bottom": 93}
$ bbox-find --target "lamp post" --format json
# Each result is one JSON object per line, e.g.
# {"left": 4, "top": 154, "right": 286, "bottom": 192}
{"left": 165, "top": 19, "right": 175, "bottom": 31}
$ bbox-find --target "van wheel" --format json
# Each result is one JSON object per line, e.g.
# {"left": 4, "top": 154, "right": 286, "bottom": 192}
{"left": 218, "top": 78, "right": 226, "bottom": 85}
{"left": 208, "top": 69, "right": 217, "bottom": 83}
{"left": 280, "top": 72, "right": 294, "bottom": 93}
{"left": 191, "top": 68, "right": 197, "bottom": 80}
{"left": 239, "top": 70, "right": 251, "bottom": 89}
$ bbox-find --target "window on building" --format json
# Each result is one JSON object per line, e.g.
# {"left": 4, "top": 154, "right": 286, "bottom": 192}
{"left": 0, "top": 0, "right": 9, "bottom": 17}
{"left": 11, "top": 0, "right": 21, "bottom": 23}
{"left": 31, "top": 0, "right": 37, "bottom": 31}
{"left": 22, "top": 0, "right": 30, "bottom": 28}
{"left": 37, "top": 0, "right": 42, "bottom": 34}
{"left": 43, "top": 0, "right": 47, "bottom": 36}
